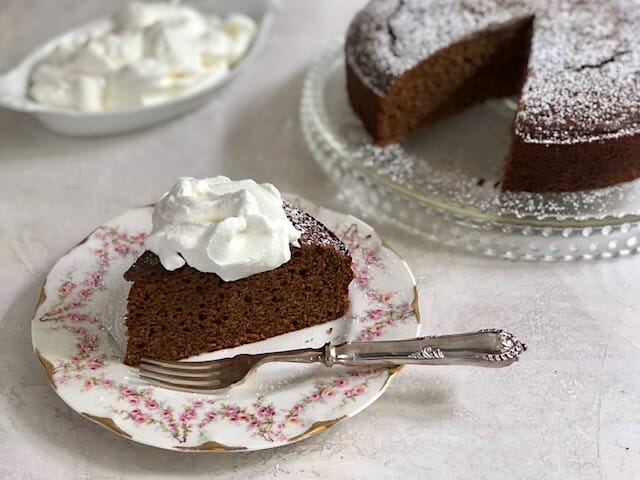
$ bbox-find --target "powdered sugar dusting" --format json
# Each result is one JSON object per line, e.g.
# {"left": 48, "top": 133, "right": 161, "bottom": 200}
{"left": 346, "top": 0, "right": 640, "bottom": 145}
{"left": 283, "top": 202, "right": 350, "bottom": 256}
{"left": 354, "top": 139, "right": 640, "bottom": 221}
{"left": 517, "top": 0, "right": 640, "bottom": 143}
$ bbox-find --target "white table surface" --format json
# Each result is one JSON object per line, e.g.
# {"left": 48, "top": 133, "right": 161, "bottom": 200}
{"left": 1, "top": 1, "right": 639, "bottom": 478}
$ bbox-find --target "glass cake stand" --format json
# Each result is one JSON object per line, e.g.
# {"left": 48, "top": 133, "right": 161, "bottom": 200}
{"left": 300, "top": 41, "right": 640, "bottom": 261}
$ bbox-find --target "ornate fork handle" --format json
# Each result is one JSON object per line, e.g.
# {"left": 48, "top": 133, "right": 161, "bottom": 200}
{"left": 257, "top": 329, "right": 526, "bottom": 368}
{"left": 326, "top": 329, "right": 526, "bottom": 367}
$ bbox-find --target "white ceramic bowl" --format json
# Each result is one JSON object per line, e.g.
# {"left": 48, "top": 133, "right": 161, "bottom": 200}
{"left": 0, "top": 0, "right": 274, "bottom": 136}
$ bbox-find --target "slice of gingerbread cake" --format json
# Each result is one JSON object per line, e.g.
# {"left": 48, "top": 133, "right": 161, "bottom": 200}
{"left": 123, "top": 177, "right": 354, "bottom": 366}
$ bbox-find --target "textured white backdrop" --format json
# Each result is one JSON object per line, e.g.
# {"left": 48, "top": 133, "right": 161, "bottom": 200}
{"left": 0, "top": 1, "right": 639, "bottom": 478}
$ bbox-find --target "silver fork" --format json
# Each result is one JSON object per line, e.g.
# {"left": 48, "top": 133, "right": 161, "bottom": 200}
{"left": 138, "top": 329, "right": 526, "bottom": 393}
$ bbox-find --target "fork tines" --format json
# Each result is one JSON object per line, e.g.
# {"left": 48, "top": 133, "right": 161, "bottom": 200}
{"left": 139, "top": 358, "right": 225, "bottom": 391}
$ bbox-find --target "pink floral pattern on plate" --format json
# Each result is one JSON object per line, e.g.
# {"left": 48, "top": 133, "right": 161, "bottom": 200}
{"left": 32, "top": 197, "right": 419, "bottom": 451}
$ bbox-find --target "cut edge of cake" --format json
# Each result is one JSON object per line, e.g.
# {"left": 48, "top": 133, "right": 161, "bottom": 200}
{"left": 122, "top": 202, "right": 354, "bottom": 366}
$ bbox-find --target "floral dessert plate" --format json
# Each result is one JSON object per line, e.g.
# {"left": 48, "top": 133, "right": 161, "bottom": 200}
{"left": 32, "top": 195, "right": 420, "bottom": 451}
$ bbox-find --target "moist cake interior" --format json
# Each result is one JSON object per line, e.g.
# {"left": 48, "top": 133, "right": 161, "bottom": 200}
{"left": 351, "top": 16, "right": 534, "bottom": 144}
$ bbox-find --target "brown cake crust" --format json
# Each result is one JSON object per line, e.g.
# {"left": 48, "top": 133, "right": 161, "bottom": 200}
{"left": 122, "top": 203, "right": 354, "bottom": 366}
{"left": 345, "top": 0, "right": 640, "bottom": 193}
{"left": 503, "top": 133, "right": 640, "bottom": 192}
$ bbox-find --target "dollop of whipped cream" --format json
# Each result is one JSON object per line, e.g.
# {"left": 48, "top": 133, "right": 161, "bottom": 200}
{"left": 145, "top": 177, "right": 302, "bottom": 282}
{"left": 29, "top": 2, "right": 257, "bottom": 111}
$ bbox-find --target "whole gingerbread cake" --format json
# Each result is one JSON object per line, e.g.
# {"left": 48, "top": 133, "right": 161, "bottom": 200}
{"left": 123, "top": 178, "right": 354, "bottom": 366}
{"left": 345, "top": 0, "right": 640, "bottom": 192}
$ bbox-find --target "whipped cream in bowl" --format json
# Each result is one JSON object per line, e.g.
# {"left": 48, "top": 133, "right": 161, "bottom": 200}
{"left": 0, "top": 0, "right": 274, "bottom": 135}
